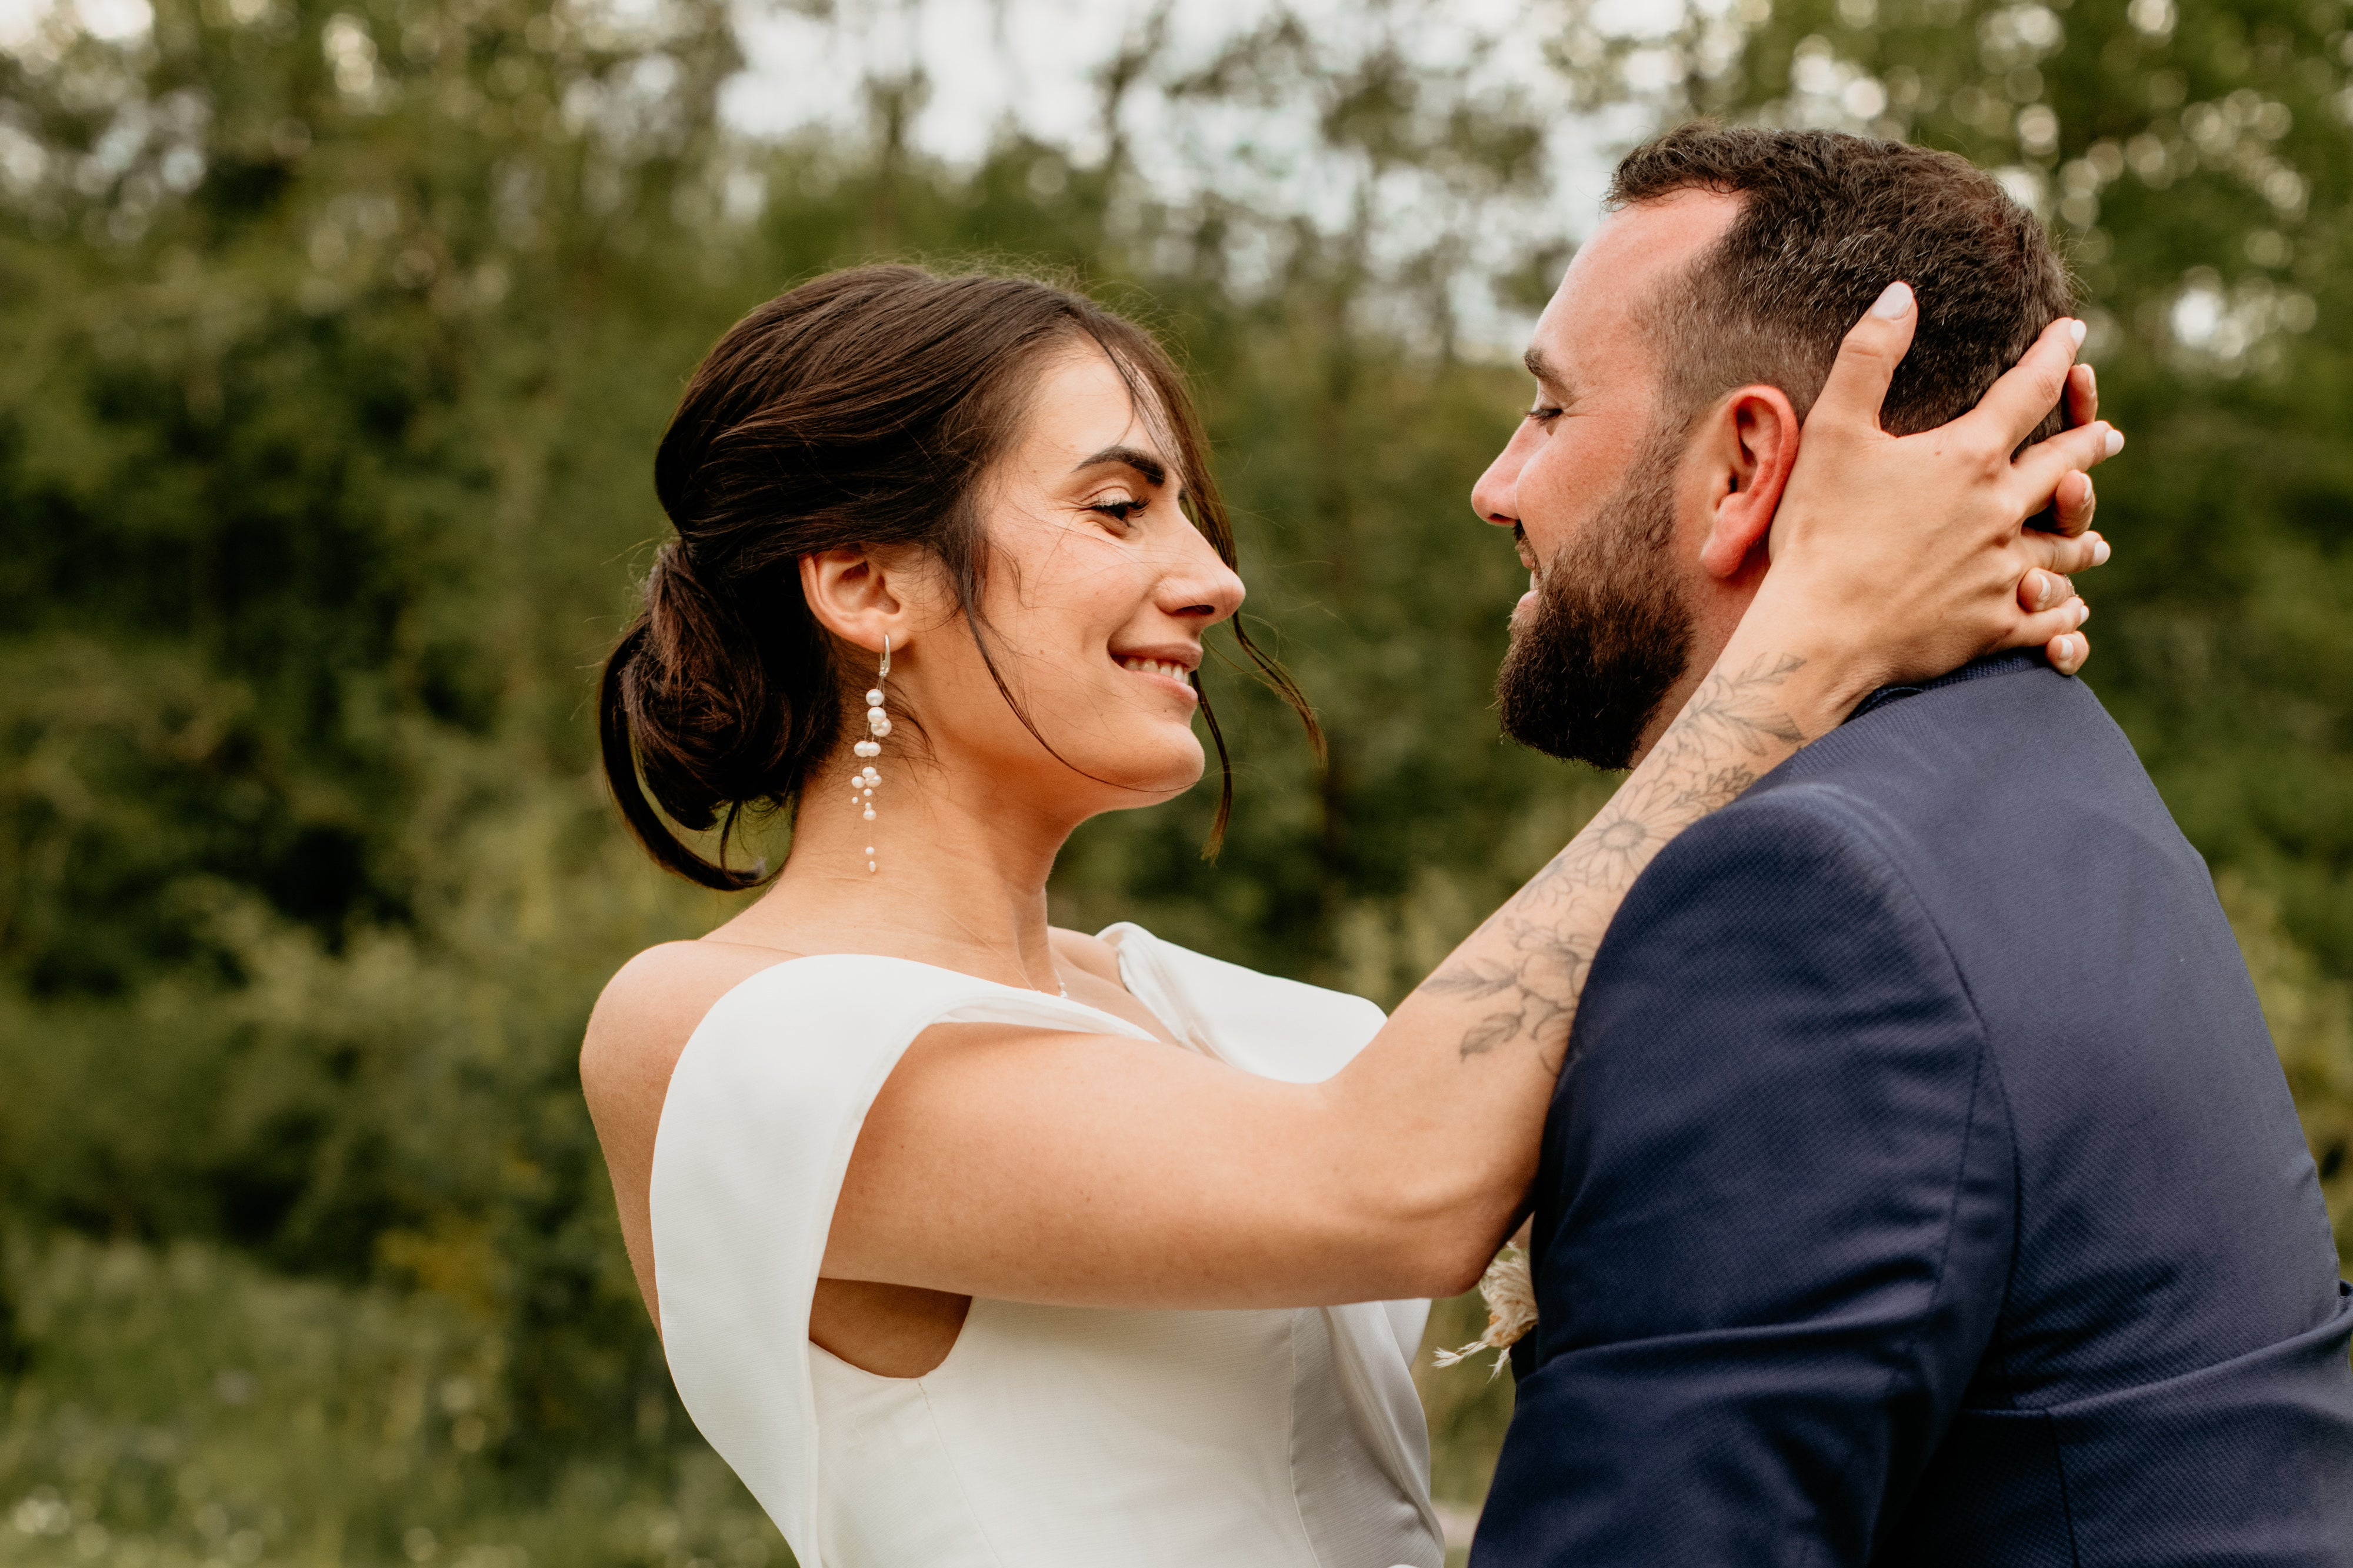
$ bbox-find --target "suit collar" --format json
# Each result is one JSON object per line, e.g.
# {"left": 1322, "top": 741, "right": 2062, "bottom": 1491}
{"left": 1846, "top": 648, "right": 2048, "bottom": 725}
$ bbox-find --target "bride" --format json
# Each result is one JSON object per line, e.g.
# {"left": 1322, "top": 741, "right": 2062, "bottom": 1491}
{"left": 581, "top": 263, "right": 2113, "bottom": 1567}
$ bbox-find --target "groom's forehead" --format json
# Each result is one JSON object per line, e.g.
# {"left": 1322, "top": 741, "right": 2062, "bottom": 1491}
{"left": 1532, "top": 189, "right": 1741, "bottom": 401}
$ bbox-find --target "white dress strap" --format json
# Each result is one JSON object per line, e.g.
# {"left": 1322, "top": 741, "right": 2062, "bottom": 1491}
{"left": 1096, "top": 922, "right": 1387, "bottom": 1083}
{"left": 650, "top": 955, "right": 1154, "bottom": 1568}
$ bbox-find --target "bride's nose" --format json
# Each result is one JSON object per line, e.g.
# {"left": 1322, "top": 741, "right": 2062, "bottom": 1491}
{"left": 1156, "top": 531, "right": 1247, "bottom": 626}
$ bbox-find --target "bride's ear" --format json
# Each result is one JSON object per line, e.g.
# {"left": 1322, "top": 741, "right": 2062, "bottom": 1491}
{"left": 1696, "top": 384, "right": 1802, "bottom": 581}
{"left": 801, "top": 547, "right": 913, "bottom": 656}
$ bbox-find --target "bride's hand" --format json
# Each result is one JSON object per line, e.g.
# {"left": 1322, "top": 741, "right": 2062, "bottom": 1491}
{"left": 1748, "top": 280, "right": 2122, "bottom": 721}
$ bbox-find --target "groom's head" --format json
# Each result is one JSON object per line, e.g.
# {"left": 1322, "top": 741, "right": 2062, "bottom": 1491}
{"left": 1477, "top": 124, "right": 2077, "bottom": 769}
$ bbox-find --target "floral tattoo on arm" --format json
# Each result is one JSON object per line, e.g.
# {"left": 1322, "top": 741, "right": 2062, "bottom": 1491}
{"left": 1424, "top": 653, "right": 1811, "bottom": 1070}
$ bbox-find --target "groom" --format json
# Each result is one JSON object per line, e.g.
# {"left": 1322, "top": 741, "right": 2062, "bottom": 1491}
{"left": 1468, "top": 125, "right": 2353, "bottom": 1564}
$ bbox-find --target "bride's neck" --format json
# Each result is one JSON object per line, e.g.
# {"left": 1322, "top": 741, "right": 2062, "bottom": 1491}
{"left": 717, "top": 749, "right": 1079, "bottom": 993}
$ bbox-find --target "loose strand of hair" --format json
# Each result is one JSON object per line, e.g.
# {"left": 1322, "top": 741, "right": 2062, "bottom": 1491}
{"left": 1194, "top": 670, "right": 1234, "bottom": 859}
{"left": 1228, "top": 617, "right": 1325, "bottom": 769}
{"left": 955, "top": 582, "right": 1144, "bottom": 799}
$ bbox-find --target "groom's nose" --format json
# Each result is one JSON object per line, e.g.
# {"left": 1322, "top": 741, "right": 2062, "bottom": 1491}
{"left": 1471, "top": 428, "right": 1532, "bottom": 528}
{"left": 1478, "top": 461, "right": 1515, "bottom": 527}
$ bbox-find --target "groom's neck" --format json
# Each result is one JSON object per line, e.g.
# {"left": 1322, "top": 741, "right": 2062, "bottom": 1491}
{"left": 1625, "top": 573, "right": 1762, "bottom": 768}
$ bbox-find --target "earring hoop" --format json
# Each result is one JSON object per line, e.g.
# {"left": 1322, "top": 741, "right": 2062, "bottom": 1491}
{"left": 852, "top": 636, "right": 891, "bottom": 873}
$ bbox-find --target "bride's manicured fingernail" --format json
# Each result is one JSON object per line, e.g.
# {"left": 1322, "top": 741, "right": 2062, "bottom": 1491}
{"left": 2085, "top": 364, "right": 2098, "bottom": 397}
{"left": 2091, "top": 536, "right": 2112, "bottom": 566}
{"left": 2068, "top": 318, "right": 2088, "bottom": 348}
{"left": 2102, "top": 425, "right": 2125, "bottom": 456}
{"left": 2075, "top": 599, "right": 2091, "bottom": 627}
{"left": 1871, "top": 280, "right": 1913, "bottom": 319}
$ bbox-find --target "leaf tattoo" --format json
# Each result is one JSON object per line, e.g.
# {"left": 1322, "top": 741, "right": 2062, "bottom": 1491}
{"left": 1421, "top": 652, "right": 1811, "bottom": 1069}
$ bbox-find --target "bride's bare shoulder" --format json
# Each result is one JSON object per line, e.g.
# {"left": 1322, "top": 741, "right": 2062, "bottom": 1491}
{"left": 581, "top": 940, "right": 799, "bottom": 1099}
{"left": 579, "top": 938, "right": 804, "bottom": 1325}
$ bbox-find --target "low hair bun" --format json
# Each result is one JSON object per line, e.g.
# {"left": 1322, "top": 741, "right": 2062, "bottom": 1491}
{"left": 599, "top": 541, "right": 831, "bottom": 890}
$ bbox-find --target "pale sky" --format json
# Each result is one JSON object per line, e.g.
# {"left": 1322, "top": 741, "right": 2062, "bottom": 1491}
{"left": 714, "top": 0, "right": 1643, "bottom": 354}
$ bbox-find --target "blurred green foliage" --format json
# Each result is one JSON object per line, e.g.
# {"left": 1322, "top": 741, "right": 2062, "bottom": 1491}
{"left": 1, "top": 0, "right": 2348, "bottom": 1562}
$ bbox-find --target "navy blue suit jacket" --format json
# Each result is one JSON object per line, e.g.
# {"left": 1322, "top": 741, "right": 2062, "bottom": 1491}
{"left": 1472, "top": 653, "right": 2353, "bottom": 1567}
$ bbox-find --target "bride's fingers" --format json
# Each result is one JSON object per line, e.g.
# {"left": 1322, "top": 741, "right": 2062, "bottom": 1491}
{"left": 2048, "top": 630, "right": 2092, "bottom": 676}
{"left": 2001, "top": 595, "right": 2091, "bottom": 652}
{"left": 2012, "top": 421, "right": 2124, "bottom": 523}
{"left": 1954, "top": 316, "right": 2085, "bottom": 454}
{"left": 2051, "top": 469, "right": 2098, "bottom": 538}
{"left": 2065, "top": 362, "right": 2098, "bottom": 429}
{"left": 2021, "top": 528, "right": 2109, "bottom": 577}
{"left": 1807, "top": 280, "right": 1918, "bottom": 436}
{"left": 2021, "top": 568, "right": 2075, "bottom": 612}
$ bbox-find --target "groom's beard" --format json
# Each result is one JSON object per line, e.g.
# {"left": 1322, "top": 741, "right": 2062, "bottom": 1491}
{"left": 1494, "top": 427, "right": 1695, "bottom": 771}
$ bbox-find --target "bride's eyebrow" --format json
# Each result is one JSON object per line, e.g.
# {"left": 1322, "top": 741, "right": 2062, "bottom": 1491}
{"left": 1072, "top": 445, "right": 1168, "bottom": 489}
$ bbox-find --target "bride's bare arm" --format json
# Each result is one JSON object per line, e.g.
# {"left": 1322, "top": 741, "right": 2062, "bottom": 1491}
{"left": 825, "top": 301, "right": 2119, "bottom": 1309}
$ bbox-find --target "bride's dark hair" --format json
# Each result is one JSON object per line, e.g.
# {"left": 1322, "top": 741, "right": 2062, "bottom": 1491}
{"left": 599, "top": 264, "right": 1317, "bottom": 891}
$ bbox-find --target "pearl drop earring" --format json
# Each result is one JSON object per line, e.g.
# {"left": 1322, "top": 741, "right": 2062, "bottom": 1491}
{"left": 851, "top": 637, "right": 891, "bottom": 874}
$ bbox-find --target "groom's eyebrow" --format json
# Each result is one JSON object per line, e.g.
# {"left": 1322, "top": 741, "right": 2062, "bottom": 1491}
{"left": 1074, "top": 445, "right": 1169, "bottom": 488}
{"left": 1523, "top": 346, "right": 1575, "bottom": 397}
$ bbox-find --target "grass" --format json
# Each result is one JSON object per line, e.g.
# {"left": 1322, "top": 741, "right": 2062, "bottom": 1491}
{"left": 0, "top": 1236, "right": 1519, "bottom": 1568}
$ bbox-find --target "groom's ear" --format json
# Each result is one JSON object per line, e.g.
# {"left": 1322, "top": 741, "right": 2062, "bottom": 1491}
{"left": 1695, "top": 384, "right": 1802, "bottom": 581}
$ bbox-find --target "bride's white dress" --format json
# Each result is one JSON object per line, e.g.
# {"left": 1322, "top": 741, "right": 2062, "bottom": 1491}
{"left": 652, "top": 922, "right": 1448, "bottom": 1568}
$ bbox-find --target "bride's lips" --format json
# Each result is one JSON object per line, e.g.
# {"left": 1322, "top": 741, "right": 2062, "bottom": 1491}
{"left": 1111, "top": 646, "right": 1199, "bottom": 703}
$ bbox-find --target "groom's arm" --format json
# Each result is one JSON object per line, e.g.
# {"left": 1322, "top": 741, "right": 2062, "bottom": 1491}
{"left": 1470, "top": 788, "right": 2014, "bottom": 1568}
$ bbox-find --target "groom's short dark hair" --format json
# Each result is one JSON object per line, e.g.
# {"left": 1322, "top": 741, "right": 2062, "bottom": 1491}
{"left": 1608, "top": 123, "right": 2078, "bottom": 439}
